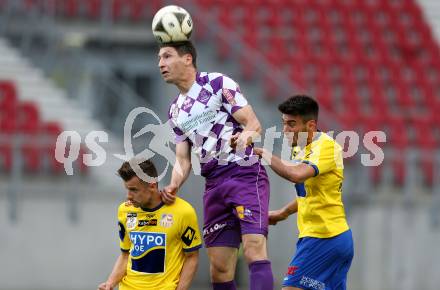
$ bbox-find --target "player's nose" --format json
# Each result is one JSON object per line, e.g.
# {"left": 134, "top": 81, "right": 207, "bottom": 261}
{"left": 158, "top": 58, "right": 165, "bottom": 68}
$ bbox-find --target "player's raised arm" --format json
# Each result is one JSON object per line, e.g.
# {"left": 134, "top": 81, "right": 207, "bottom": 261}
{"left": 97, "top": 252, "right": 128, "bottom": 290}
{"left": 254, "top": 147, "right": 316, "bottom": 184}
{"left": 161, "top": 141, "right": 192, "bottom": 204}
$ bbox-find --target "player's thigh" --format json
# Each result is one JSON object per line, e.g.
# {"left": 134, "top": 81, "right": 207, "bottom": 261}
{"left": 226, "top": 163, "right": 270, "bottom": 236}
{"left": 242, "top": 233, "right": 268, "bottom": 262}
{"left": 207, "top": 246, "right": 238, "bottom": 274}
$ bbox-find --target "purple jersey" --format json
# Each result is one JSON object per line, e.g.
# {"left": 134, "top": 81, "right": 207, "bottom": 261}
{"left": 168, "top": 72, "right": 255, "bottom": 177}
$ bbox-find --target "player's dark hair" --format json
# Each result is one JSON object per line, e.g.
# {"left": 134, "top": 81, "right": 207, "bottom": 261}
{"left": 160, "top": 41, "right": 197, "bottom": 68}
{"left": 117, "top": 159, "right": 158, "bottom": 183}
{"left": 278, "top": 95, "right": 319, "bottom": 122}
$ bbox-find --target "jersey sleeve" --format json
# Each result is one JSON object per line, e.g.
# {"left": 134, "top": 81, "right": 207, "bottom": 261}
{"left": 117, "top": 204, "right": 131, "bottom": 252}
{"left": 305, "top": 140, "right": 340, "bottom": 176}
{"left": 219, "top": 75, "right": 248, "bottom": 115}
{"left": 168, "top": 103, "right": 189, "bottom": 143}
{"left": 179, "top": 205, "right": 202, "bottom": 252}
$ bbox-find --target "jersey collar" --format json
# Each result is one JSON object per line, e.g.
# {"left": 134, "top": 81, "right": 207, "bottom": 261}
{"left": 141, "top": 201, "right": 165, "bottom": 212}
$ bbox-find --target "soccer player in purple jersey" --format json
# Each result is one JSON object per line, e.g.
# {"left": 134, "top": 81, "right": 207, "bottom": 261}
{"left": 157, "top": 41, "right": 273, "bottom": 290}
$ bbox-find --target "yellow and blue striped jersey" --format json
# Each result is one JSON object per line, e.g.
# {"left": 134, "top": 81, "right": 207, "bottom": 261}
{"left": 292, "top": 132, "right": 349, "bottom": 238}
{"left": 117, "top": 197, "right": 202, "bottom": 290}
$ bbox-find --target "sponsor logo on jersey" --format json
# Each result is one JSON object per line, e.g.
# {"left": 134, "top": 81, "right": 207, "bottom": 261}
{"left": 129, "top": 232, "right": 166, "bottom": 258}
{"left": 299, "top": 276, "right": 325, "bottom": 290}
{"left": 160, "top": 213, "right": 173, "bottom": 228}
{"left": 203, "top": 222, "right": 227, "bottom": 236}
{"left": 171, "top": 105, "right": 179, "bottom": 120}
{"left": 138, "top": 219, "right": 158, "bottom": 227}
{"left": 181, "top": 226, "right": 196, "bottom": 246}
{"left": 118, "top": 222, "right": 126, "bottom": 241}
{"left": 236, "top": 206, "right": 245, "bottom": 219}
{"left": 129, "top": 231, "right": 166, "bottom": 273}
{"left": 222, "top": 88, "right": 236, "bottom": 106}
{"left": 198, "top": 89, "right": 211, "bottom": 103}
{"left": 286, "top": 266, "right": 299, "bottom": 276}
{"left": 235, "top": 206, "right": 252, "bottom": 219}
{"left": 126, "top": 213, "right": 137, "bottom": 230}
{"left": 182, "top": 96, "right": 194, "bottom": 111}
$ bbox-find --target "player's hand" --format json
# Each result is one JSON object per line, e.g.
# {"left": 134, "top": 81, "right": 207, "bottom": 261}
{"left": 230, "top": 132, "right": 252, "bottom": 151}
{"left": 253, "top": 147, "right": 264, "bottom": 157}
{"left": 97, "top": 282, "right": 113, "bottom": 290}
{"left": 230, "top": 133, "right": 239, "bottom": 150}
{"left": 160, "top": 184, "right": 178, "bottom": 205}
{"left": 268, "top": 209, "right": 288, "bottom": 225}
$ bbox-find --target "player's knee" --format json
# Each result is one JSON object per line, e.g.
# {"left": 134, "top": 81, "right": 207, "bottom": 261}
{"left": 210, "top": 260, "right": 234, "bottom": 282}
{"left": 210, "top": 258, "right": 230, "bottom": 275}
{"left": 243, "top": 237, "right": 266, "bottom": 263}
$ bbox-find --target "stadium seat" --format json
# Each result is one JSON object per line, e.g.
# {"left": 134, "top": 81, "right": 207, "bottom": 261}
{"left": 17, "top": 101, "right": 40, "bottom": 134}
{"left": 0, "top": 81, "right": 17, "bottom": 110}
{"left": 86, "top": 0, "right": 101, "bottom": 20}
{"left": 0, "top": 142, "right": 12, "bottom": 172}
{"left": 216, "top": 6, "right": 234, "bottom": 60}
{"left": 62, "top": 0, "right": 79, "bottom": 18}
{"left": 40, "top": 122, "right": 63, "bottom": 173}
{"left": 22, "top": 142, "right": 41, "bottom": 173}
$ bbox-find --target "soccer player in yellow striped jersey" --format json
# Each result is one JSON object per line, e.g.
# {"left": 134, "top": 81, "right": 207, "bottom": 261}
{"left": 254, "top": 95, "right": 353, "bottom": 290}
{"left": 98, "top": 160, "right": 202, "bottom": 290}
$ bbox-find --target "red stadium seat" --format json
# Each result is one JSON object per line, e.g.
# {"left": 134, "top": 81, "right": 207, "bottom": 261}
{"left": 62, "top": 0, "right": 79, "bottom": 18}
{"left": 85, "top": 0, "right": 101, "bottom": 20}
{"left": 393, "top": 119, "right": 410, "bottom": 149}
{"left": 0, "top": 81, "right": 17, "bottom": 110}
{"left": 41, "top": 122, "right": 64, "bottom": 173}
{"left": 22, "top": 143, "right": 41, "bottom": 173}
{"left": 392, "top": 156, "right": 405, "bottom": 186}
{"left": 129, "top": 0, "right": 150, "bottom": 22}
{"left": 0, "top": 82, "right": 17, "bottom": 137}
{"left": 216, "top": 6, "right": 234, "bottom": 60}
{"left": 17, "top": 101, "right": 40, "bottom": 134}
{"left": 0, "top": 140, "right": 12, "bottom": 172}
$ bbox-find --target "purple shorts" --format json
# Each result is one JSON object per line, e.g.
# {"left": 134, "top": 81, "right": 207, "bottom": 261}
{"left": 202, "top": 161, "right": 270, "bottom": 248}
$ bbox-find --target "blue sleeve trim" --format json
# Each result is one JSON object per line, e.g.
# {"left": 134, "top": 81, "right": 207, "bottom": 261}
{"left": 295, "top": 183, "right": 307, "bottom": 197}
{"left": 183, "top": 244, "right": 202, "bottom": 252}
{"left": 121, "top": 248, "right": 130, "bottom": 253}
{"left": 302, "top": 160, "right": 319, "bottom": 177}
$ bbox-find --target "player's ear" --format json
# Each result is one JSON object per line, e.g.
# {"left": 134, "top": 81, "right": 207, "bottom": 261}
{"left": 185, "top": 54, "right": 193, "bottom": 66}
{"left": 306, "top": 119, "right": 317, "bottom": 131}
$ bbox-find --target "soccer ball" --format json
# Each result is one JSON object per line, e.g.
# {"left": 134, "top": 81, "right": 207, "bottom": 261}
{"left": 152, "top": 5, "right": 193, "bottom": 44}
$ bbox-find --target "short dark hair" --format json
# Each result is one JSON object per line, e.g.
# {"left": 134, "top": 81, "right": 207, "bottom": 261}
{"left": 160, "top": 41, "right": 197, "bottom": 68}
{"left": 117, "top": 159, "right": 158, "bottom": 183}
{"left": 278, "top": 95, "right": 319, "bottom": 122}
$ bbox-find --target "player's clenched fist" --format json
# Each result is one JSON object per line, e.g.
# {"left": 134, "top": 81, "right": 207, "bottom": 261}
{"left": 97, "top": 282, "right": 113, "bottom": 290}
{"left": 268, "top": 209, "right": 288, "bottom": 225}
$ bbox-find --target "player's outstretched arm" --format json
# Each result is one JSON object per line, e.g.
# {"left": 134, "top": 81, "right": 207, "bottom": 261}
{"left": 97, "top": 252, "right": 129, "bottom": 290}
{"left": 254, "top": 147, "right": 316, "bottom": 184}
{"left": 161, "top": 141, "right": 192, "bottom": 204}
{"left": 269, "top": 199, "right": 298, "bottom": 225}
{"left": 176, "top": 251, "right": 199, "bottom": 290}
